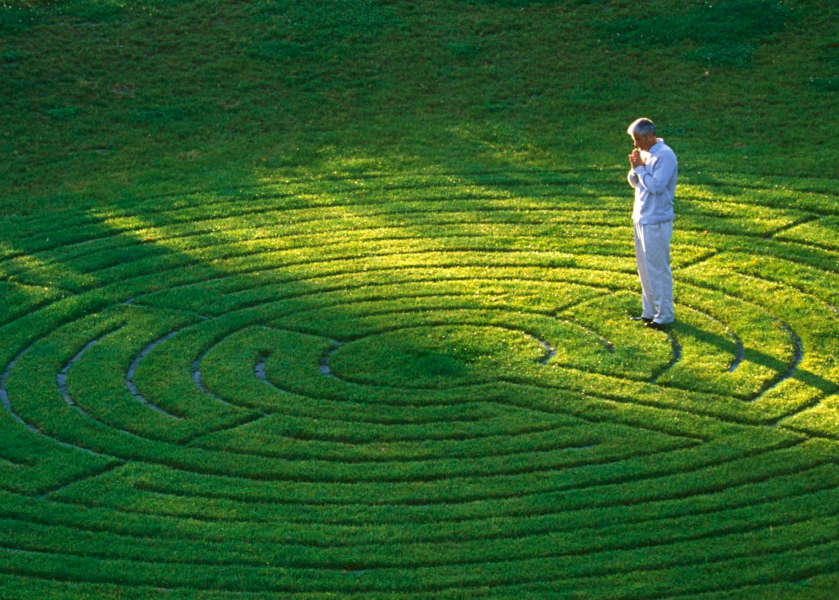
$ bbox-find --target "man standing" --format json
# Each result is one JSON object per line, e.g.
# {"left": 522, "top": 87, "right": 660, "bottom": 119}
{"left": 626, "top": 118, "right": 677, "bottom": 330}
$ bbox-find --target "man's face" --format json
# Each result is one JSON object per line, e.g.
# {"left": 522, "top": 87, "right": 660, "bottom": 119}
{"left": 632, "top": 131, "right": 657, "bottom": 152}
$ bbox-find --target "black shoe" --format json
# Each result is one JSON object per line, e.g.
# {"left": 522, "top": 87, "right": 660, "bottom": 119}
{"left": 631, "top": 316, "right": 653, "bottom": 323}
{"left": 644, "top": 321, "right": 672, "bottom": 331}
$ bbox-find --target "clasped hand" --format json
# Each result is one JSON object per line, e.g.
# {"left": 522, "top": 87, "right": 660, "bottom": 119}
{"left": 629, "top": 149, "right": 645, "bottom": 169}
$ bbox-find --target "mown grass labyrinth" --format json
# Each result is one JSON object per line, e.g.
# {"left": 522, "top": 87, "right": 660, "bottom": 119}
{"left": 1, "top": 168, "right": 839, "bottom": 599}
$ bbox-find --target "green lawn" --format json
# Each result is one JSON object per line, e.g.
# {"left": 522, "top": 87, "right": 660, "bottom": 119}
{"left": 2, "top": 0, "right": 839, "bottom": 598}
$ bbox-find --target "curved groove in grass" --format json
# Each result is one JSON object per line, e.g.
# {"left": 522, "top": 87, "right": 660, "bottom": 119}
{"left": 3, "top": 504, "right": 839, "bottom": 576}
{"left": 750, "top": 320, "right": 805, "bottom": 404}
{"left": 123, "top": 442, "right": 805, "bottom": 524}
{"left": 125, "top": 332, "right": 183, "bottom": 420}
{"left": 650, "top": 330, "right": 683, "bottom": 384}
{"left": 1, "top": 526, "right": 837, "bottom": 595}
{"left": 1, "top": 347, "right": 109, "bottom": 457}
{"left": 8, "top": 467, "right": 834, "bottom": 552}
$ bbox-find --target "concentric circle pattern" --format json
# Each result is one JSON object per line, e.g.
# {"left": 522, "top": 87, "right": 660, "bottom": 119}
{"left": 1, "top": 169, "right": 839, "bottom": 598}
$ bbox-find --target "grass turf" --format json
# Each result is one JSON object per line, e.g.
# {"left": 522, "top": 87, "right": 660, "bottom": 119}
{"left": 2, "top": 0, "right": 839, "bottom": 598}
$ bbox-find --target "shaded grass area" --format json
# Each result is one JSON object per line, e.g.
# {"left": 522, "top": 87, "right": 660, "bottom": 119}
{"left": 605, "top": 0, "right": 792, "bottom": 67}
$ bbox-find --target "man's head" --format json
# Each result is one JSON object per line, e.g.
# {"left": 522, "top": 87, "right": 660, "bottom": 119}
{"left": 627, "top": 118, "right": 658, "bottom": 152}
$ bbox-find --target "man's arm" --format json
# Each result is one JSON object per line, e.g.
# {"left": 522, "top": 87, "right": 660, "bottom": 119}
{"left": 628, "top": 149, "right": 641, "bottom": 188}
{"left": 633, "top": 151, "right": 677, "bottom": 194}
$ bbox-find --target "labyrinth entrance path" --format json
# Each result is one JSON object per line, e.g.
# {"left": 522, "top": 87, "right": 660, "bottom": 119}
{"left": 1, "top": 168, "right": 838, "bottom": 598}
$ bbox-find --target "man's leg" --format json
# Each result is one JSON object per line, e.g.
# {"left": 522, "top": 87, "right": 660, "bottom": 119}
{"left": 634, "top": 222, "right": 656, "bottom": 320}
{"left": 641, "top": 221, "right": 674, "bottom": 324}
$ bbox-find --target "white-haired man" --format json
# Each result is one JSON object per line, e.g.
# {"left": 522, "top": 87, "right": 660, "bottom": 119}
{"left": 627, "top": 118, "right": 677, "bottom": 330}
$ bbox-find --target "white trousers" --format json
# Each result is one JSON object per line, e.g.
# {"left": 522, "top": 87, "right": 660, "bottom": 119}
{"left": 634, "top": 220, "right": 674, "bottom": 324}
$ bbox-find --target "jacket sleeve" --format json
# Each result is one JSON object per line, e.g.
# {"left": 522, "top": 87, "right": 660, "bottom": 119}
{"left": 633, "top": 151, "right": 676, "bottom": 194}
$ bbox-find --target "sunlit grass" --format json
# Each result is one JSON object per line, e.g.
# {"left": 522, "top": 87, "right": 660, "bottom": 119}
{"left": 1, "top": 0, "right": 838, "bottom": 214}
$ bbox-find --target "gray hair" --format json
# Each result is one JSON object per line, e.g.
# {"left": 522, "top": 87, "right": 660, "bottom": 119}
{"left": 627, "top": 118, "right": 656, "bottom": 136}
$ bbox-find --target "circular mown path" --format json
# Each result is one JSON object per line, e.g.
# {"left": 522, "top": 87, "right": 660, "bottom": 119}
{"left": 1, "top": 169, "right": 838, "bottom": 598}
